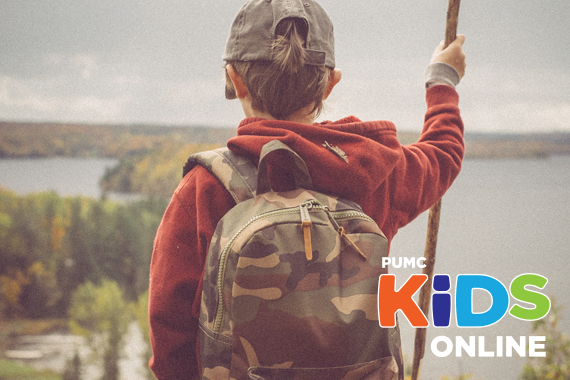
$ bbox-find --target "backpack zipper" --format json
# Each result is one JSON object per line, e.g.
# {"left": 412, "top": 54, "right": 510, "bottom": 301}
{"left": 212, "top": 199, "right": 374, "bottom": 332}
{"left": 300, "top": 202, "right": 313, "bottom": 261}
{"left": 213, "top": 206, "right": 300, "bottom": 331}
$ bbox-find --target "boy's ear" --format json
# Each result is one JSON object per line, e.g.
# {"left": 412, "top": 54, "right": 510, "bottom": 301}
{"left": 226, "top": 64, "right": 250, "bottom": 99}
{"left": 323, "top": 68, "right": 342, "bottom": 100}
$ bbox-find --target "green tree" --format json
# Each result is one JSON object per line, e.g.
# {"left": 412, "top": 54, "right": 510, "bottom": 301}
{"left": 128, "top": 197, "right": 167, "bottom": 297}
{"left": 69, "top": 279, "right": 132, "bottom": 380}
{"left": 19, "top": 262, "right": 62, "bottom": 318}
{"left": 100, "top": 142, "right": 219, "bottom": 197}
{"left": 0, "top": 191, "right": 65, "bottom": 317}
{"left": 134, "top": 290, "right": 156, "bottom": 380}
{"left": 84, "top": 202, "right": 113, "bottom": 280}
{"left": 0, "top": 189, "right": 167, "bottom": 319}
{"left": 521, "top": 300, "right": 570, "bottom": 380}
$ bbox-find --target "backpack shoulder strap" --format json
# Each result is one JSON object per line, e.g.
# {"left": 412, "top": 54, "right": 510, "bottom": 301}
{"left": 183, "top": 147, "right": 258, "bottom": 204}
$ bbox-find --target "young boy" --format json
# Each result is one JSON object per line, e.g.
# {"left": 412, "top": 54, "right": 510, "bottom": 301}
{"left": 148, "top": 0, "right": 466, "bottom": 379}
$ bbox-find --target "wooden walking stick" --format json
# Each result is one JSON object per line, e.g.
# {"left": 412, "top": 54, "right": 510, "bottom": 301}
{"left": 410, "top": 1, "right": 460, "bottom": 379}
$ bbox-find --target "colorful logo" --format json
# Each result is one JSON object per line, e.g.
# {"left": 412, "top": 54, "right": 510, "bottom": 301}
{"left": 377, "top": 273, "right": 550, "bottom": 328}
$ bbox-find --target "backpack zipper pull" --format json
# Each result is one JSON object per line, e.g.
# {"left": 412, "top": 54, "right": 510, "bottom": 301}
{"left": 338, "top": 227, "right": 367, "bottom": 260}
{"left": 321, "top": 205, "right": 367, "bottom": 260}
{"left": 300, "top": 202, "right": 313, "bottom": 261}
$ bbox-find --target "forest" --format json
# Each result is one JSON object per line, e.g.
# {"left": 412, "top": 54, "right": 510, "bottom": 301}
{"left": 0, "top": 122, "right": 232, "bottom": 379}
{"left": 100, "top": 142, "right": 220, "bottom": 197}
{"left": 0, "top": 121, "right": 233, "bottom": 159}
{"left": 0, "top": 188, "right": 168, "bottom": 379}
{"left": 0, "top": 190, "right": 167, "bottom": 319}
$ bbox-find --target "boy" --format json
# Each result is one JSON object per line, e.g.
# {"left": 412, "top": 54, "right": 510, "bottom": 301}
{"left": 148, "top": 0, "right": 466, "bottom": 379}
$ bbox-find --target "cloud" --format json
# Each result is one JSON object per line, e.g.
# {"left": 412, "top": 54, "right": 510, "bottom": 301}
{"left": 1, "top": 0, "right": 568, "bottom": 132}
{"left": 463, "top": 102, "right": 570, "bottom": 133}
{"left": 458, "top": 65, "right": 570, "bottom": 132}
{"left": 1, "top": 46, "right": 568, "bottom": 133}
{"left": 0, "top": 76, "right": 57, "bottom": 112}
{"left": 318, "top": 58, "right": 570, "bottom": 133}
{"left": 0, "top": 75, "right": 130, "bottom": 121}
{"left": 0, "top": 52, "right": 240, "bottom": 126}
{"left": 43, "top": 53, "right": 98, "bottom": 79}
{"left": 0, "top": 53, "right": 132, "bottom": 122}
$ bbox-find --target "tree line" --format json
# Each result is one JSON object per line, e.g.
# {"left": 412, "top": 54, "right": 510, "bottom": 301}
{"left": 0, "top": 189, "right": 168, "bottom": 319}
{"left": 100, "top": 142, "right": 220, "bottom": 197}
{"left": 0, "top": 122, "right": 233, "bottom": 158}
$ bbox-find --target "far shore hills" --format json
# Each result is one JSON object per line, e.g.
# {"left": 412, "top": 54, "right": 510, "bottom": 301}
{"left": 1, "top": 121, "right": 569, "bottom": 160}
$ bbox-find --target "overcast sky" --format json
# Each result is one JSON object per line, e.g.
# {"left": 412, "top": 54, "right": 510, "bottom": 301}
{"left": 1, "top": 0, "right": 568, "bottom": 133}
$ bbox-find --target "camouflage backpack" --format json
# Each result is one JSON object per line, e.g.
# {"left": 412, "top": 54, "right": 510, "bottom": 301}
{"left": 184, "top": 140, "right": 403, "bottom": 380}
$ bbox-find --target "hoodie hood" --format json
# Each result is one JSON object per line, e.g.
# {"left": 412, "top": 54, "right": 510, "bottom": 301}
{"left": 227, "top": 116, "right": 403, "bottom": 205}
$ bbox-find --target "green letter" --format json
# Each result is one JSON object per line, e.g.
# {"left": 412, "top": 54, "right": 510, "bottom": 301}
{"left": 509, "top": 274, "right": 550, "bottom": 321}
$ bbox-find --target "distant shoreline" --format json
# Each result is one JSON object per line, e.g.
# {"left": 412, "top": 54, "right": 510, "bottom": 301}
{"left": 2, "top": 121, "right": 570, "bottom": 160}
{"left": 399, "top": 131, "right": 570, "bottom": 159}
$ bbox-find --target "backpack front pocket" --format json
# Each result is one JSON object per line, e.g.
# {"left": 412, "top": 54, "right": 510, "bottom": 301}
{"left": 246, "top": 356, "right": 398, "bottom": 380}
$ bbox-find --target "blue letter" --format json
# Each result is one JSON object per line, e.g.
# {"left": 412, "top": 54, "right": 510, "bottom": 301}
{"left": 456, "top": 275, "right": 509, "bottom": 327}
{"left": 432, "top": 274, "right": 451, "bottom": 327}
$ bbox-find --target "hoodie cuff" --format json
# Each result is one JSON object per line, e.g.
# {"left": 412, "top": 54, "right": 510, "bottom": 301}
{"left": 424, "top": 62, "right": 461, "bottom": 89}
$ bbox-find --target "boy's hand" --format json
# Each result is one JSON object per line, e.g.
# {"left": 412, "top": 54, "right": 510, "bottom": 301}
{"left": 430, "top": 34, "right": 466, "bottom": 78}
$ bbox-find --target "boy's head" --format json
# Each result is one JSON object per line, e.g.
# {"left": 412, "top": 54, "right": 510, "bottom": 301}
{"left": 223, "top": 0, "right": 339, "bottom": 121}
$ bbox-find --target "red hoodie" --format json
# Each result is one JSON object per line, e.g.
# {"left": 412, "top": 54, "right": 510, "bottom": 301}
{"left": 148, "top": 84, "right": 464, "bottom": 380}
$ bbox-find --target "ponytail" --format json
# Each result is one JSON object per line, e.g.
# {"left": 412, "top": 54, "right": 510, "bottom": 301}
{"left": 273, "top": 19, "right": 306, "bottom": 74}
{"left": 226, "top": 18, "right": 331, "bottom": 120}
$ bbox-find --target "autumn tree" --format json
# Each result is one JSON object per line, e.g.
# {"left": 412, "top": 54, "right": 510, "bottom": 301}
{"left": 0, "top": 188, "right": 167, "bottom": 319}
{"left": 521, "top": 300, "right": 570, "bottom": 380}
{"left": 69, "top": 279, "right": 132, "bottom": 380}
{"left": 134, "top": 290, "right": 156, "bottom": 380}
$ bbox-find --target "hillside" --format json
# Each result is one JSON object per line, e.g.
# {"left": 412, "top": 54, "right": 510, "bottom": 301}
{"left": 3, "top": 121, "right": 570, "bottom": 197}
{"left": 0, "top": 121, "right": 234, "bottom": 158}
{"left": 2, "top": 121, "right": 570, "bottom": 160}
{"left": 398, "top": 131, "right": 570, "bottom": 159}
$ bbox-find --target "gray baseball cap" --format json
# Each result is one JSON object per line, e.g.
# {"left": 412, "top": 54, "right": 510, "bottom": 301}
{"left": 223, "top": 0, "right": 335, "bottom": 68}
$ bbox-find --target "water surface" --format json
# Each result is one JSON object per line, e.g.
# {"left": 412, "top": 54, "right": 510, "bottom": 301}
{"left": 0, "top": 157, "right": 117, "bottom": 198}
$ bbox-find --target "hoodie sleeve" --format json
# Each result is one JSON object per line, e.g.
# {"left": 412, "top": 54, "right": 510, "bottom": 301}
{"left": 388, "top": 84, "right": 464, "bottom": 231}
{"left": 148, "top": 166, "right": 235, "bottom": 380}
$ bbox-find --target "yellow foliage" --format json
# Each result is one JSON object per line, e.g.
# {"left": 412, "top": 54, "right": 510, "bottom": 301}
{"left": 134, "top": 290, "right": 150, "bottom": 342}
{"left": 0, "top": 211, "right": 12, "bottom": 229}
{"left": 0, "top": 270, "right": 28, "bottom": 312}
{"left": 27, "top": 262, "right": 46, "bottom": 277}
{"left": 69, "top": 279, "right": 132, "bottom": 338}
{"left": 50, "top": 213, "right": 68, "bottom": 252}
{"left": 101, "top": 142, "right": 221, "bottom": 197}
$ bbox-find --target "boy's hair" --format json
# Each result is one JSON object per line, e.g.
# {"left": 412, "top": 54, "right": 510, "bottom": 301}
{"left": 225, "top": 18, "right": 332, "bottom": 120}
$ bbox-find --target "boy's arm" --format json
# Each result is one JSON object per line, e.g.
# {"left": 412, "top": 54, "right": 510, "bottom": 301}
{"left": 388, "top": 38, "right": 466, "bottom": 230}
{"left": 148, "top": 166, "right": 235, "bottom": 380}
{"left": 389, "top": 85, "right": 464, "bottom": 231}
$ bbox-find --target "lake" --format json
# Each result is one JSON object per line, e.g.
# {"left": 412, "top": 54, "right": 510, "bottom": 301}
{"left": 0, "top": 157, "right": 143, "bottom": 201}
{"left": 0, "top": 157, "right": 117, "bottom": 198}
{"left": 1, "top": 155, "right": 569, "bottom": 380}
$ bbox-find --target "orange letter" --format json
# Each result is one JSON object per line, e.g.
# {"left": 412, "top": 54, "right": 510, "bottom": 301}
{"left": 378, "top": 274, "right": 429, "bottom": 327}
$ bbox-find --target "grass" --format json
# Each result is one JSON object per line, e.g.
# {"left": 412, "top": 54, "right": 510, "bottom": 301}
{"left": 0, "top": 359, "right": 61, "bottom": 380}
